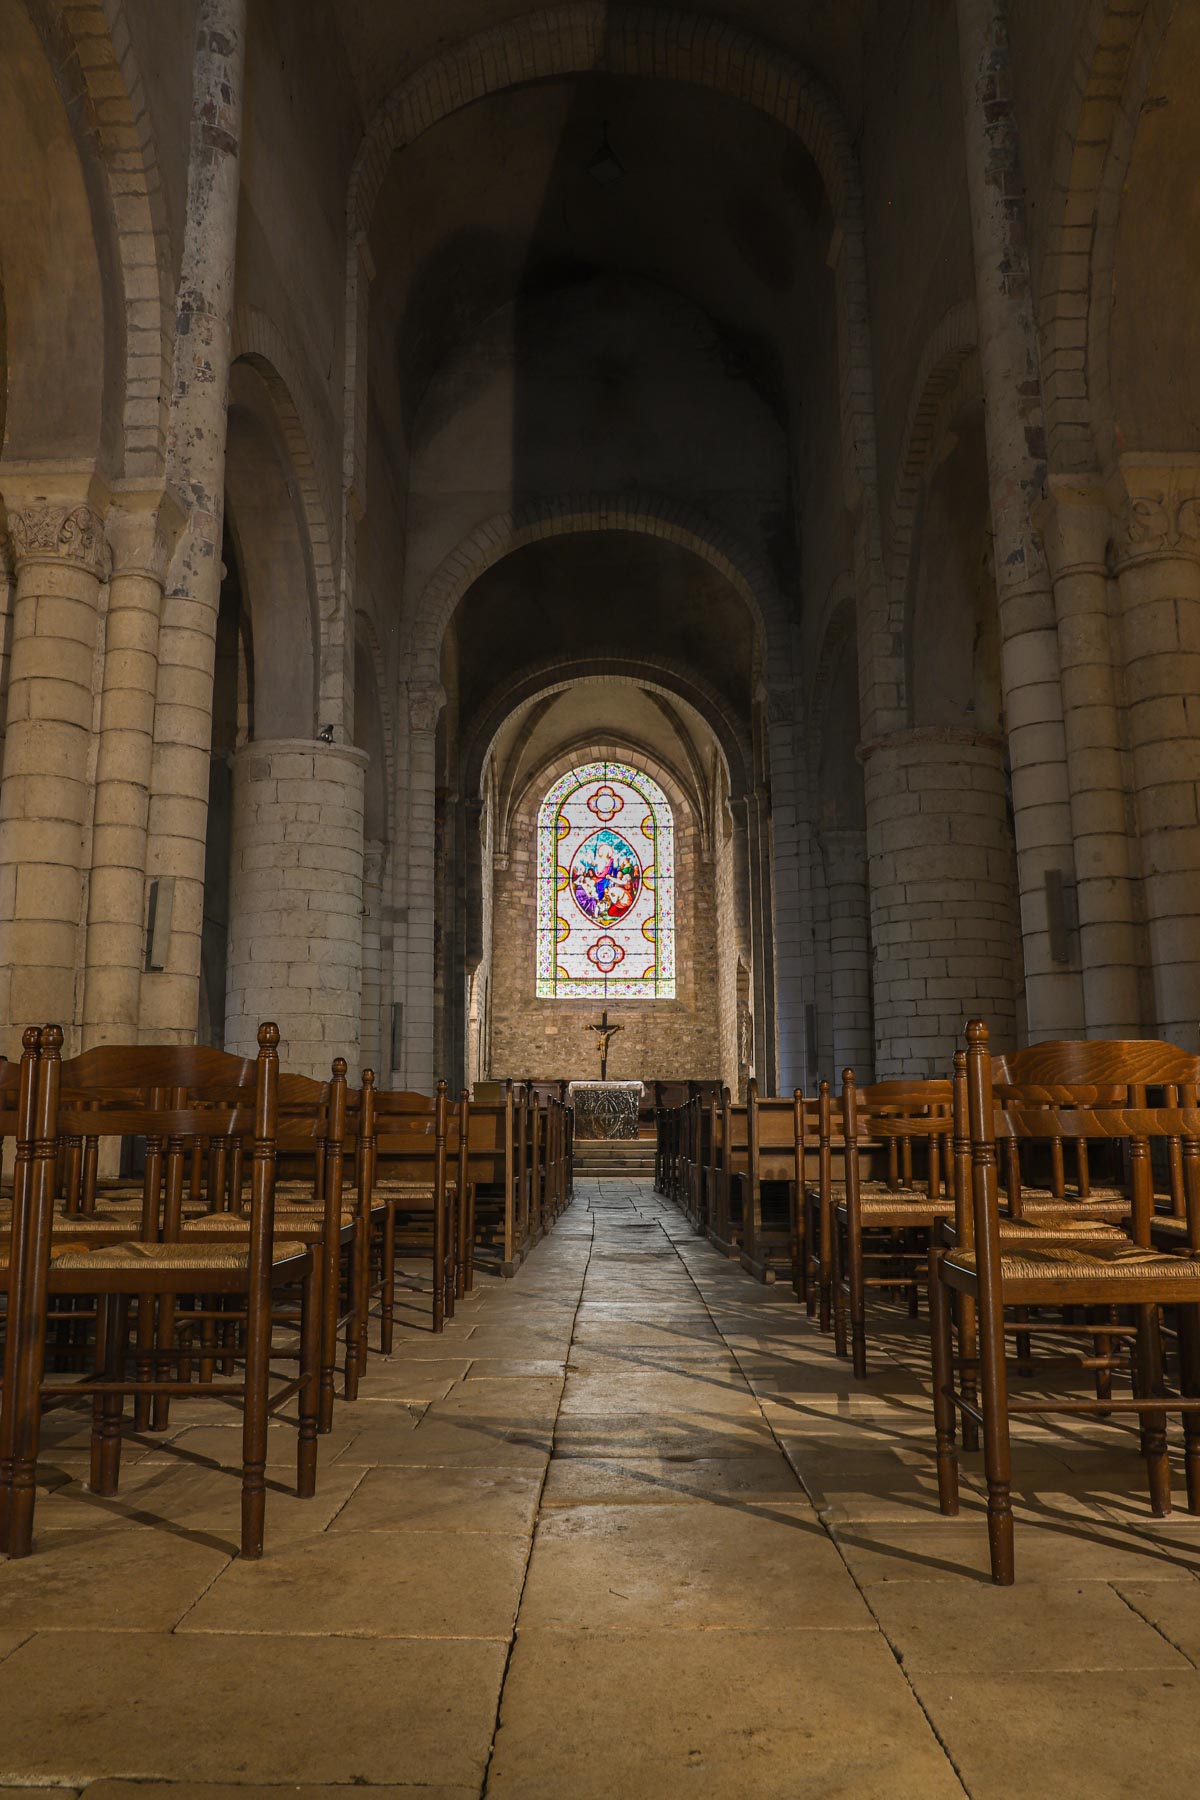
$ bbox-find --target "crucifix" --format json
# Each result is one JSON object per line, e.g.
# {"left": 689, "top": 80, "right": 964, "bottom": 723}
{"left": 587, "top": 1008, "right": 623, "bottom": 1080}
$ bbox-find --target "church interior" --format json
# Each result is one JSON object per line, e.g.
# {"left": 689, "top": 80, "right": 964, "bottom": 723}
{"left": 3, "top": 1, "right": 1200, "bottom": 1794}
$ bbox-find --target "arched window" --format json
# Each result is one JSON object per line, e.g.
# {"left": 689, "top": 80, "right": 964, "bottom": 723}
{"left": 536, "top": 761, "right": 676, "bottom": 999}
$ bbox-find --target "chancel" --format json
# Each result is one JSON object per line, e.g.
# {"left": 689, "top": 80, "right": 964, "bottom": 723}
{"left": 3, "top": 1, "right": 1200, "bottom": 1794}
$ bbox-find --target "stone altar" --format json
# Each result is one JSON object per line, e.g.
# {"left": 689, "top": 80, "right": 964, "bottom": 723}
{"left": 568, "top": 1080, "right": 645, "bottom": 1140}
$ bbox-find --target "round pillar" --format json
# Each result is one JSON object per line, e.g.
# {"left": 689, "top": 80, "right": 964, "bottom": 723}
{"left": 224, "top": 738, "right": 367, "bottom": 1077}
{"left": 1112, "top": 460, "right": 1200, "bottom": 1045}
{"left": 83, "top": 488, "right": 183, "bottom": 1047}
{"left": 862, "top": 727, "right": 1021, "bottom": 1076}
{"left": 820, "top": 829, "right": 874, "bottom": 1082}
{"left": 0, "top": 492, "right": 108, "bottom": 1052}
{"left": 1042, "top": 478, "right": 1144, "bottom": 1035}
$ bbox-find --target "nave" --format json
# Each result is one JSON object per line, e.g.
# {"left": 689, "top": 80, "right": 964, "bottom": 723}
{"left": 1, "top": 1177, "right": 1198, "bottom": 1798}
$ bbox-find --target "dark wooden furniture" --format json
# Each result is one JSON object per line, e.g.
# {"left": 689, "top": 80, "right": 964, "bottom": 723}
{"left": 930, "top": 1020, "right": 1200, "bottom": 1584}
{"left": 0, "top": 1022, "right": 319, "bottom": 1560}
{"left": 829, "top": 1073, "right": 955, "bottom": 1376}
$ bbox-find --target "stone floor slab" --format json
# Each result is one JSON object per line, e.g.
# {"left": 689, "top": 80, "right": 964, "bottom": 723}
{"left": 0, "top": 1524, "right": 231, "bottom": 1630}
{"left": 870, "top": 1577, "right": 1190, "bottom": 1672}
{"left": 518, "top": 1501, "right": 870, "bottom": 1631}
{"left": 486, "top": 1628, "right": 963, "bottom": 1799}
{"left": 0, "top": 1632, "right": 504, "bottom": 1787}
{"left": 1114, "top": 1578, "right": 1200, "bottom": 1662}
{"left": 559, "top": 1369, "right": 760, "bottom": 1416}
{"left": 328, "top": 1464, "right": 544, "bottom": 1534}
{"left": 85, "top": 1786, "right": 476, "bottom": 1800}
{"left": 181, "top": 1525, "right": 528, "bottom": 1638}
{"left": 540, "top": 1453, "right": 809, "bottom": 1509}
{"left": 910, "top": 1669, "right": 1200, "bottom": 1799}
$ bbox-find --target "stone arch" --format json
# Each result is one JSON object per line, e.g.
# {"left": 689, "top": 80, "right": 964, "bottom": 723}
{"left": 348, "top": 6, "right": 861, "bottom": 240}
{"left": 503, "top": 731, "right": 708, "bottom": 854}
{"left": 0, "top": 0, "right": 114, "bottom": 471}
{"left": 407, "top": 494, "right": 791, "bottom": 685}
{"left": 807, "top": 577, "right": 861, "bottom": 819}
{"left": 223, "top": 360, "right": 319, "bottom": 740}
{"left": 353, "top": 609, "right": 395, "bottom": 848}
{"left": 231, "top": 308, "right": 344, "bottom": 727}
{"left": 8, "top": 0, "right": 174, "bottom": 478}
{"left": 462, "top": 656, "right": 752, "bottom": 804}
{"left": 344, "top": 4, "right": 891, "bottom": 727}
{"left": 886, "top": 300, "right": 978, "bottom": 619}
{"left": 1037, "top": 0, "right": 1174, "bottom": 473}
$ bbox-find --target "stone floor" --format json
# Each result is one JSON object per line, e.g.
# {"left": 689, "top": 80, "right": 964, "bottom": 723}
{"left": 3, "top": 1178, "right": 1200, "bottom": 1797}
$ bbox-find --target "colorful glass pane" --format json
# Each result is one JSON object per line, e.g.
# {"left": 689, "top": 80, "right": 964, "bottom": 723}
{"left": 536, "top": 761, "right": 675, "bottom": 999}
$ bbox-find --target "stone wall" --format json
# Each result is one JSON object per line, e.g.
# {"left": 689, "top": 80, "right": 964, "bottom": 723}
{"left": 224, "top": 739, "right": 367, "bottom": 1078}
{"left": 488, "top": 793, "right": 723, "bottom": 1086}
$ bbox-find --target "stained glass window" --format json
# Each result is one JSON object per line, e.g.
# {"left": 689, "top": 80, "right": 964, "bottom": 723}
{"left": 536, "top": 761, "right": 676, "bottom": 1000}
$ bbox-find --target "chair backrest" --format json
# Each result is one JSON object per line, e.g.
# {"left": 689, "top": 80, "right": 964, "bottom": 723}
{"left": 992, "top": 1036, "right": 1200, "bottom": 1213}
{"left": 967, "top": 1018, "right": 1200, "bottom": 1251}
{"left": 24, "top": 1022, "right": 282, "bottom": 1252}
{"left": 372, "top": 1083, "right": 448, "bottom": 1180}
{"left": 747, "top": 1085, "right": 810, "bottom": 1190}
{"left": 841, "top": 1071, "right": 955, "bottom": 1197}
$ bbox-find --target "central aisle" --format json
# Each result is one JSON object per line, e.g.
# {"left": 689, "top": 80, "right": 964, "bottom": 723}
{"left": 6, "top": 1177, "right": 1197, "bottom": 1798}
{"left": 483, "top": 1179, "right": 962, "bottom": 1797}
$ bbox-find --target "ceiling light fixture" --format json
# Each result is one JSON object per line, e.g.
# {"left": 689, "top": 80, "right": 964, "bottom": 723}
{"left": 587, "top": 121, "right": 625, "bottom": 186}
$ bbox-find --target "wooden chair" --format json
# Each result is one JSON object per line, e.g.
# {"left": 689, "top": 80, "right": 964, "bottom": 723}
{"left": 468, "top": 1080, "right": 525, "bottom": 1275}
{"left": 178, "top": 1060, "right": 361, "bottom": 1432}
{"left": 740, "top": 1081, "right": 807, "bottom": 1284}
{"left": 708, "top": 1088, "right": 746, "bottom": 1259}
{"left": 369, "top": 1082, "right": 455, "bottom": 1332}
{"left": 0, "top": 1022, "right": 319, "bottom": 1560}
{"left": 829, "top": 1072, "right": 956, "bottom": 1376}
{"left": 930, "top": 1019, "right": 1200, "bottom": 1584}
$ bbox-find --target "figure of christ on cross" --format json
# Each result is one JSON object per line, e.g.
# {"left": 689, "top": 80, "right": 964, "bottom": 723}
{"left": 587, "top": 1009, "right": 624, "bottom": 1080}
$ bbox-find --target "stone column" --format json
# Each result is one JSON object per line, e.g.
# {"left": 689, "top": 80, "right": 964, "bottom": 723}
{"left": 141, "top": 0, "right": 247, "bottom": 1043}
{"left": 744, "top": 785, "right": 777, "bottom": 1094}
{"left": 0, "top": 536, "right": 13, "bottom": 754}
{"left": 223, "top": 739, "right": 367, "bottom": 1077}
{"left": 820, "top": 828, "right": 874, "bottom": 1082}
{"left": 1110, "top": 459, "right": 1200, "bottom": 1045}
{"left": 82, "top": 487, "right": 184, "bottom": 1047}
{"left": 1040, "top": 478, "right": 1144, "bottom": 1035}
{"left": 394, "top": 680, "right": 444, "bottom": 1093}
{"left": 0, "top": 488, "right": 109, "bottom": 1052}
{"left": 956, "top": 0, "right": 1085, "bottom": 1039}
{"left": 862, "top": 728, "right": 1021, "bottom": 1077}
{"left": 360, "top": 839, "right": 386, "bottom": 1076}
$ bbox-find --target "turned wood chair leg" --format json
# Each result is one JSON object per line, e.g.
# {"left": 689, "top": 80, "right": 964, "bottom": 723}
{"left": 1177, "top": 1304, "right": 1200, "bottom": 1515}
{"left": 318, "top": 1233, "right": 340, "bottom": 1433}
{"left": 1134, "top": 1301, "right": 1172, "bottom": 1518}
{"left": 297, "top": 1260, "right": 320, "bottom": 1499}
{"left": 819, "top": 1190, "right": 834, "bottom": 1335}
{"left": 831, "top": 1213, "right": 848, "bottom": 1360}
{"left": 380, "top": 1202, "right": 397, "bottom": 1354}
{"left": 344, "top": 1226, "right": 365, "bottom": 1402}
{"left": 847, "top": 1217, "right": 867, "bottom": 1379}
{"left": 957, "top": 1291, "right": 980, "bottom": 1455}
{"left": 90, "top": 1294, "right": 128, "bottom": 1498}
{"left": 133, "top": 1291, "right": 156, "bottom": 1430}
{"left": 978, "top": 1279, "right": 1015, "bottom": 1585}
{"left": 432, "top": 1183, "right": 447, "bottom": 1335}
{"left": 803, "top": 1191, "right": 817, "bottom": 1316}
{"left": 929, "top": 1250, "right": 959, "bottom": 1514}
{"left": 240, "top": 1276, "right": 274, "bottom": 1561}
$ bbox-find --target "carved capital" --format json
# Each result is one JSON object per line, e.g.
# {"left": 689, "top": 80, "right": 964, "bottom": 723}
{"left": 7, "top": 501, "right": 109, "bottom": 577}
{"left": 1109, "top": 458, "right": 1200, "bottom": 567}
{"left": 106, "top": 484, "right": 187, "bottom": 585}
{"left": 407, "top": 680, "right": 446, "bottom": 735}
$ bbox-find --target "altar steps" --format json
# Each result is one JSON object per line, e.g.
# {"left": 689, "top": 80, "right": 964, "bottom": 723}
{"left": 573, "top": 1138, "right": 657, "bottom": 1178}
